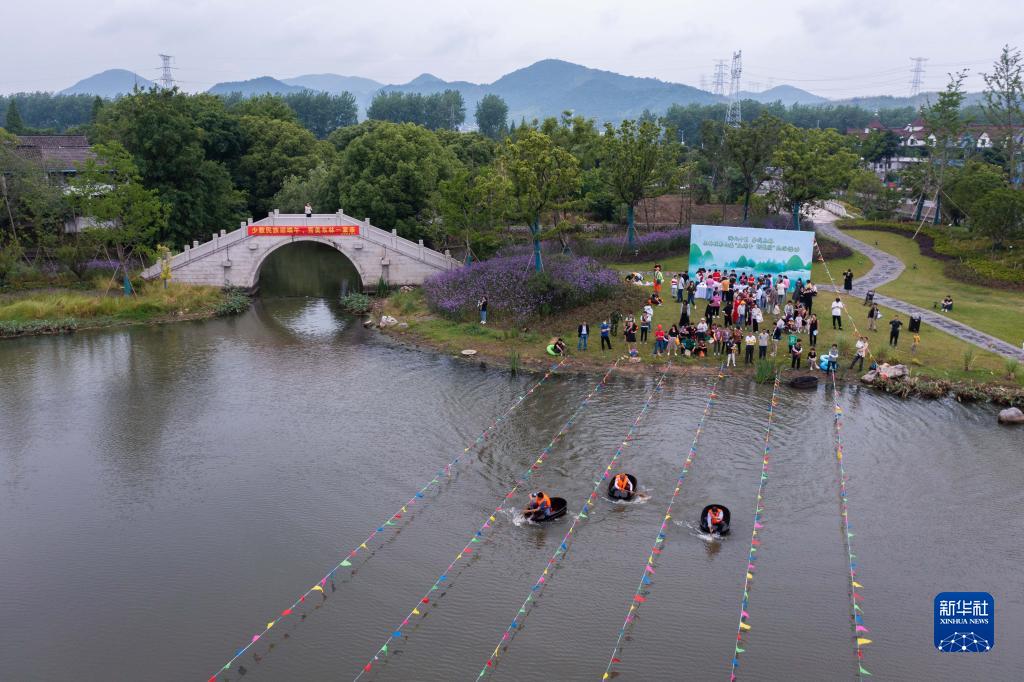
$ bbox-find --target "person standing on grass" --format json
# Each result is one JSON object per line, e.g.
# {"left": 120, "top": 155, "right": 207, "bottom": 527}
{"left": 843, "top": 269, "right": 853, "bottom": 293}
{"left": 640, "top": 313, "right": 651, "bottom": 343}
{"left": 911, "top": 333, "right": 921, "bottom": 357}
{"left": 624, "top": 319, "right": 637, "bottom": 353}
{"left": 744, "top": 331, "right": 757, "bottom": 364}
{"left": 850, "top": 336, "right": 868, "bottom": 371}
{"left": 653, "top": 265, "right": 664, "bottom": 297}
{"left": 868, "top": 303, "right": 880, "bottom": 331}
{"left": 724, "top": 334, "right": 737, "bottom": 367}
{"left": 827, "top": 343, "right": 839, "bottom": 372}
{"left": 831, "top": 297, "right": 845, "bottom": 330}
{"left": 577, "top": 321, "right": 589, "bottom": 351}
{"left": 889, "top": 315, "right": 903, "bottom": 347}
{"left": 791, "top": 340, "right": 803, "bottom": 369}
{"left": 478, "top": 295, "right": 488, "bottom": 324}
{"left": 668, "top": 324, "right": 680, "bottom": 356}
{"left": 758, "top": 330, "right": 769, "bottom": 359}
{"left": 653, "top": 324, "right": 667, "bottom": 356}
{"left": 751, "top": 304, "right": 763, "bottom": 333}
{"left": 600, "top": 320, "right": 612, "bottom": 351}
{"left": 670, "top": 275, "right": 678, "bottom": 303}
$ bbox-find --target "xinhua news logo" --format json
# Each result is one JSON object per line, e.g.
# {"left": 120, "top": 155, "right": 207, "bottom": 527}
{"left": 934, "top": 592, "right": 994, "bottom": 653}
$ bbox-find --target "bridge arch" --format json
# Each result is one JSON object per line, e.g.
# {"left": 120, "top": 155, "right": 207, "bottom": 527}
{"left": 248, "top": 237, "right": 368, "bottom": 291}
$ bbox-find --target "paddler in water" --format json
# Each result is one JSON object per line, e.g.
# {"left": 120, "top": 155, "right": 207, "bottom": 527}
{"left": 611, "top": 472, "right": 635, "bottom": 499}
{"left": 524, "top": 491, "right": 553, "bottom": 520}
{"left": 706, "top": 506, "right": 725, "bottom": 533}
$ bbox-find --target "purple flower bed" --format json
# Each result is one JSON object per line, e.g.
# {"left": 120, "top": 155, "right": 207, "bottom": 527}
{"left": 575, "top": 228, "right": 690, "bottom": 261}
{"left": 424, "top": 254, "right": 621, "bottom": 321}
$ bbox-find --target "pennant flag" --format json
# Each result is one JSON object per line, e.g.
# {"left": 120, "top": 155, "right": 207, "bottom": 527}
{"left": 311, "top": 585, "right": 324, "bottom": 593}
{"left": 340, "top": 559, "right": 352, "bottom": 567}
{"left": 856, "top": 638, "right": 872, "bottom": 646}
{"left": 739, "top": 622, "right": 751, "bottom": 631}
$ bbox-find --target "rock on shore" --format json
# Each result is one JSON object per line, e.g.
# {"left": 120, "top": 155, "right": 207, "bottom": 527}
{"left": 862, "top": 363, "right": 908, "bottom": 382}
{"left": 997, "top": 407, "right": 1024, "bottom": 424}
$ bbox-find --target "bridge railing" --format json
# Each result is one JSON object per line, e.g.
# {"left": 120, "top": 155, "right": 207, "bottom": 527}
{"left": 142, "top": 211, "right": 458, "bottom": 280}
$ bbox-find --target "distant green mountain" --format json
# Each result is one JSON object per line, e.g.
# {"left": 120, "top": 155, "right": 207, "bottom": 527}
{"left": 738, "top": 85, "right": 828, "bottom": 106}
{"left": 207, "top": 76, "right": 307, "bottom": 97}
{"left": 60, "top": 69, "right": 155, "bottom": 97}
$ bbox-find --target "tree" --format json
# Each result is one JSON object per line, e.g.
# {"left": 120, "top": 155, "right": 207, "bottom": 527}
{"left": 94, "top": 88, "right": 245, "bottom": 247}
{"left": 272, "top": 164, "right": 336, "bottom": 214}
{"left": 602, "top": 119, "right": 662, "bottom": 245}
{"left": 724, "top": 112, "right": 783, "bottom": 223}
{"left": 432, "top": 166, "right": 511, "bottom": 260}
{"left": 922, "top": 71, "right": 970, "bottom": 225}
{"left": 68, "top": 143, "right": 169, "bottom": 292}
{"left": 498, "top": 129, "right": 580, "bottom": 272}
{"left": 982, "top": 45, "right": 1024, "bottom": 187}
{"left": 230, "top": 94, "right": 298, "bottom": 123}
{"left": 475, "top": 94, "right": 509, "bottom": 140}
{"left": 972, "top": 188, "right": 1024, "bottom": 246}
{"left": 366, "top": 90, "right": 464, "bottom": 130}
{"left": 860, "top": 129, "right": 901, "bottom": 165}
{"left": 772, "top": 125, "right": 858, "bottom": 229}
{"left": 283, "top": 91, "right": 358, "bottom": 138}
{"left": 847, "top": 169, "right": 899, "bottom": 220}
{"left": 4, "top": 100, "right": 24, "bottom": 134}
{"left": 329, "top": 122, "right": 459, "bottom": 240}
{"left": 947, "top": 160, "right": 1007, "bottom": 225}
{"left": 90, "top": 96, "right": 104, "bottom": 123}
{"left": 234, "top": 115, "right": 329, "bottom": 217}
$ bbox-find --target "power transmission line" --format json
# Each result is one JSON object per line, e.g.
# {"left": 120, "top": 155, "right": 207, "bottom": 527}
{"left": 909, "top": 57, "right": 928, "bottom": 97}
{"left": 712, "top": 59, "right": 728, "bottom": 96}
{"left": 159, "top": 54, "right": 176, "bottom": 89}
{"left": 725, "top": 50, "right": 742, "bottom": 127}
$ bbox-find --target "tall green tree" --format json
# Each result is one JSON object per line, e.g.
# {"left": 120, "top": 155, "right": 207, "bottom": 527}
{"left": 235, "top": 115, "right": 329, "bottom": 217}
{"left": 982, "top": 45, "right": 1024, "bottom": 187}
{"left": 432, "top": 166, "right": 511, "bottom": 260}
{"left": 283, "top": 91, "right": 358, "bottom": 138}
{"left": 601, "top": 119, "right": 661, "bottom": 245}
{"left": 725, "top": 112, "right": 783, "bottom": 223}
{"left": 94, "top": 88, "right": 245, "bottom": 247}
{"left": 475, "top": 94, "right": 509, "bottom": 140}
{"left": 947, "top": 160, "right": 1007, "bottom": 225}
{"left": 329, "top": 122, "right": 459, "bottom": 240}
{"left": 498, "top": 129, "right": 580, "bottom": 272}
{"left": 860, "top": 129, "right": 901, "bottom": 165}
{"left": 68, "top": 143, "right": 169, "bottom": 292}
{"left": 772, "top": 126, "right": 858, "bottom": 229}
{"left": 4, "top": 100, "right": 24, "bottom": 134}
{"left": 972, "top": 187, "right": 1024, "bottom": 246}
{"left": 922, "top": 71, "right": 970, "bottom": 224}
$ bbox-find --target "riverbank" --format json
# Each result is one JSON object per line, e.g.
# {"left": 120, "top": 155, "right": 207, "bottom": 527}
{"left": 376, "top": 288, "right": 1024, "bottom": 406}
{"left": 0, "top": 284, "right": 250, "bottom": 338}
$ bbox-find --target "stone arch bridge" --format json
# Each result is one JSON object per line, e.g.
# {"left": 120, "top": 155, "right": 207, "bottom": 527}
{"left": 141, "top": 211, "right": 459, "bottom": 290}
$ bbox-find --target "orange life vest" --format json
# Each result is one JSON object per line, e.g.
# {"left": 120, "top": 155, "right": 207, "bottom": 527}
{"left": 614, "top": 474, "right": 632, "bottom": 491}
{"left": 709, "top": 508, "right": 724, "bottom": 525}
{"left": 533, "top": 493, "right": 552, "bottom": 510}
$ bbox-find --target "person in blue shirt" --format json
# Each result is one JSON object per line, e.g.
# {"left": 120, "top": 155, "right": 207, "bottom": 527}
{"left": 600, "top": 319, "right": 612, "bottom": 350}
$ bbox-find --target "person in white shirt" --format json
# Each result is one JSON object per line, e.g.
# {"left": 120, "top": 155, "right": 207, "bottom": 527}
{"left": 850, "top": 336, "right": 868, "bottom": 371}
{"left": 744, "top": 332, "right": 757, "bottom": 364}
{"left": 831, "top": 297, "right": 845, "bottom": 330}
{"left": 751, "top": 305, "right": 763, "bottom": 332}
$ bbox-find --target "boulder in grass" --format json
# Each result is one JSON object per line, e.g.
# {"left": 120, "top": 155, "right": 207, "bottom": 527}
{"left": 998, "top": 407, "right": 1024, "bottom": 424}
{"left": 378, "top": 315, "right": 399, "bottom": 327}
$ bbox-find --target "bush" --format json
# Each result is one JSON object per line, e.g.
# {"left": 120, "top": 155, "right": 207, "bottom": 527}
{"left": 340, "top": 292, "right": 372, "bottom": 314}
{"left": 754, "top": 358, "right": 776, "bottom": 384}
{"left": 423, "top": 254, "right": 621, "bottom": 322}
{"left": 214, "top": 288, "right": 251, "bottom": 317}
{"left": 0, "top": 317, "right": 78, "bottom": 338}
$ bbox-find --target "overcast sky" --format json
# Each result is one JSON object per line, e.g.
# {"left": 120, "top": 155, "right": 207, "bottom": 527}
{"left": 1, "top": 0, "right": 1019, "bottom": 97}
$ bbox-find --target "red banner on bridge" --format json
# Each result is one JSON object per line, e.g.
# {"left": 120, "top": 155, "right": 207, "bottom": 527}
{"left": 247, "top": 225, "right": 360, "bottom": 236}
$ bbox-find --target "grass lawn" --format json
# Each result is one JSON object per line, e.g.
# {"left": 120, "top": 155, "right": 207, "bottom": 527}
{"left": 383, "top": 287, "right": 1022, "bottom": 386}
{"left": 844, "top": 229, "right": 1024, "bottom": 347}
{"left": 0, "top": 283, "right": 242, "bottom": 337}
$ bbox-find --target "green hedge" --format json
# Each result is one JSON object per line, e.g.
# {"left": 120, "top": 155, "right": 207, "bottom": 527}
{"left": 836, "top": 219, "right": 1024, "bottom": 285}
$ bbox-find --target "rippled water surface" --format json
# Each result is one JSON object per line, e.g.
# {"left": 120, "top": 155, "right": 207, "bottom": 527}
{"left": 1, "top": 299, "right": 1021, "bottom": 681}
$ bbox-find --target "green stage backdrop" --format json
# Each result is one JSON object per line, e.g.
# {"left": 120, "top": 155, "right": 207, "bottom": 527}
{"left": 688, "top": 225, "right": 814, "bottom": 290}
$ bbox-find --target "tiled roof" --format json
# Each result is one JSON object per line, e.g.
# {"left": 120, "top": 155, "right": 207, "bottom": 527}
{"left": 13, "top": 135, "right": 95, "bottom": 172}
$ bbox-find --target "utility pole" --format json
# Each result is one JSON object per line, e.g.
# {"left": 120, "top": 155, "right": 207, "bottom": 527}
{"left": 712, "top": 60, "right": 728, "bottom": 96}
{"left": 725, "top": 50, "right": 743, "bottom": 127}
{"left": 909, "top": 57, "right": 927, "bottom": 98}
{"left": 158, "top": 54, "right": 175, "bottom": 90}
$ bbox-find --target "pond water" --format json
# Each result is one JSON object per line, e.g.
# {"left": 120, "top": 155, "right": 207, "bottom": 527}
{"left": 1, "top": 297, "right": 1021, "bottom": 681}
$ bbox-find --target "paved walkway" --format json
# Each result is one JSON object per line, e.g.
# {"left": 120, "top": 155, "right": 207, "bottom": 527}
{"left": 811, "top": 208, "right": 1024, "bottom": 362}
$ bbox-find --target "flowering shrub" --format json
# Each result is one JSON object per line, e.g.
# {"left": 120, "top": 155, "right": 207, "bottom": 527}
{"left": 423, "top": 255, "right": 621, "bottom": 321}
{"left": 574, "top": 228, "right": 691, "bottom": 261}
